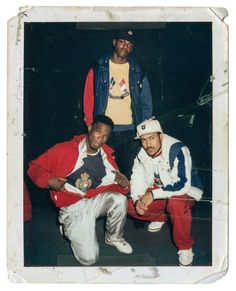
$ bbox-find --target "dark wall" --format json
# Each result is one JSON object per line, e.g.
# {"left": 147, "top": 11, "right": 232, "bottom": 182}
{"left": 24, "top": 22, "right": 212, "bottom": 183}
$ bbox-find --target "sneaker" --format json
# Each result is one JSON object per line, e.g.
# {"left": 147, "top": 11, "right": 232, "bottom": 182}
{"left": 148, "top": 221, "right": 165, "bottom": 232}
{"left": 105, "top": 238, "right": 133, "bottom": 254}
{"left": 178, "top": 248, "right": 194, "bottom": 266}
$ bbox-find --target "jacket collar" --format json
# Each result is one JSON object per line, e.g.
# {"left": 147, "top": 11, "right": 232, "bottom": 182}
{"left": 99, "top": 53, "right": 137, "bottom": 70}
{"left": 72, "top": 134, "right": 114, "bottom": 155}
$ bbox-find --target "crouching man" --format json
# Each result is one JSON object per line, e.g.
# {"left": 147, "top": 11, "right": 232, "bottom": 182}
{"left": 28, "top": 115, "right": 132, "bottom": 266}
{"left": 128, "top": 117, "right": 203, "bottom": 266}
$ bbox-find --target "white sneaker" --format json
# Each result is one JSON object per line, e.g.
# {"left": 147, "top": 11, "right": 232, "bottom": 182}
{"left": 178, "top": 248, "right": 194, "bottom": 266}
{"left": 148, "top": 221, "right": 165, "bottom": 232}
{"left": 105, "top": 238, "right": 133, "bottom": 254}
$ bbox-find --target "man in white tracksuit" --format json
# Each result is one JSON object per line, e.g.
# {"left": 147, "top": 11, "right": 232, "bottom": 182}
{"left": 128, "top": 117, "right": 203, "bottom": 266}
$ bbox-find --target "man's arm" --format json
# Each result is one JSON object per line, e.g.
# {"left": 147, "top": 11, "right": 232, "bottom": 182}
{"left": 27, "top": 145, "right": 64, "bottom": 189}
{"left": 83, "top": 68, "right": 95, "bottom": 127}
{"left": 140, "top": 75, "right": 153, "bottom": 120}
{"left": 152, "top": 147, "right": 192, "bottom": 199}
{"left": 130, "top": 156, "right": 149, "bottom": 203}
{"left": 112, "top": 170, "right": 130, "bottom": 188}
{"left": 47, "top": 177, "right": 67, "bottom": 190}
{"left": 135, "top": 190, "right": 154, "bottom": 215}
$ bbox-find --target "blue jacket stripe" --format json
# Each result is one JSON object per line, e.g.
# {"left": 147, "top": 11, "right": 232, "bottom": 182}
{"left": 162, "top": 149, "right": 187, "bottom": 192}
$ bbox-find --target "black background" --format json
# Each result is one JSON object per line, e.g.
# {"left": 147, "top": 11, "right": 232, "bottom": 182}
{"left": 24, "top": 22, "right": 212, "bottom": 166}
{"left": 23, "top": 22, "right": 212, "bottom": 266}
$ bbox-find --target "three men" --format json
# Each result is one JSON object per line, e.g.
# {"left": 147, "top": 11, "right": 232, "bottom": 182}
{"left": 27, "top": 115, "right": 132, "bottom": 266}
{"left": 128, "top": 117, "right": 203, "bottom": 266}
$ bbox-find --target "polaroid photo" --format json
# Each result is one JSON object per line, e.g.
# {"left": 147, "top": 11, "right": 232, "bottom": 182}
{"left": 7, "top": 6, "right": 228, "bottom": 283}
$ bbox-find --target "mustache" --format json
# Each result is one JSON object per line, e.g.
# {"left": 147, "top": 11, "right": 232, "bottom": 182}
{"left": 147, "top": 147, "right": 154, "bottom": 150}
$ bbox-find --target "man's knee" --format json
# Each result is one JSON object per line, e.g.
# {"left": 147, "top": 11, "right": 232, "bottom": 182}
{"left": 167, "top": 196, "right": 191, "bottom": 215}
{"left": 75, "top": 253, "right": 99, "bottom": 266}
{"left": 71, "top": 242, "right": 99, "bottom": 266}
{"left": 109, "top": 193, "right": 127, "bottom": 209}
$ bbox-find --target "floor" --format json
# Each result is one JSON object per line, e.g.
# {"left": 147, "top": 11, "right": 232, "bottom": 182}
{"left": 24, "top": 186, "right": 212, "bottom": 267}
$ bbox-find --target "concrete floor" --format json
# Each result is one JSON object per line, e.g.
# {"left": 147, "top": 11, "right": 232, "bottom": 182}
{"left": 24, "top": 186, "right": 212, "bottom": 267}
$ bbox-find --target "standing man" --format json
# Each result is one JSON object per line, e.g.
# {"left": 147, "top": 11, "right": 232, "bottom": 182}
{"left": 28, "top": 115, "right": 133, "bottom": 266}
{"left": 128, "top": 117, "right": 203, "bottom": 266}
{"left": 83, "top": 30, "right": 153, "bottom": 178}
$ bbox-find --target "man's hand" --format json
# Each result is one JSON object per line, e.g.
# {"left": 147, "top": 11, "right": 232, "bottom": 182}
{"left": 135, "top": 191, "right": 154, "bottom": 215}
{"left": 135, "top": 200, "right": 147, "bottom": 215}
{"left": 112, "top": 170, "right": 130, "bottom": 188}
{"left": 48, "top": 177, "right": 67, "bottom": 191}
{"left": 140, "top": 191, "right": 154, "bottom": 207}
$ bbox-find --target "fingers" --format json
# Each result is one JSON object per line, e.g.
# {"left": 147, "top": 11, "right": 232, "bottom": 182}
{"left": 136, "top": 204, "right": 145, "bottom": 215}
{"left": 112, "top": 170, "right": 124, "bottom": 179}
{"left": 111, "top": 170, "right": 119, "bottom": 174}
{"left": 48, "top": 177, "right": 67, "bottom": 191}
{"left": 58, "top": 178, "right": 67, "bottom": 182}
{"left": 112, "top": 170, "right": 129, "bottom": 188}
{"left": 112, "top": 170, "right": 125, "bottom": 178}
{"left": 135, "top": 201, "right": 147, "bottom": 215}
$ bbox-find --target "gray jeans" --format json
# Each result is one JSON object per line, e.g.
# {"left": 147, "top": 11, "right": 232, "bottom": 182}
{"left": 59, "top": 192, "right": 128, "bottom": 265}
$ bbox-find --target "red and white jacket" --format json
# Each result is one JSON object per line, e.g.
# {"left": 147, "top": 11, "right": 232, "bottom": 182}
{"left": 27, "top": 134, "right": 129, "bottom": 208}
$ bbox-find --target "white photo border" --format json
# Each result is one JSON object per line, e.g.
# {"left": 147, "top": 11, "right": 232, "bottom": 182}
{"left": 7, "top": 6, "right": 228, "bottom": 283}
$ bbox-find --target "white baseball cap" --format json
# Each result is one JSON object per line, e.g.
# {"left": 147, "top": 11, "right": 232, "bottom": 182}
{"left": 135, "top": 117, "right": 163, "bottom": 139}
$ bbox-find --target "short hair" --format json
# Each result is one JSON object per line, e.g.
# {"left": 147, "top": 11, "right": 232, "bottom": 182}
{"left": 92, "top": 115, "right": 114, "bottom": 130}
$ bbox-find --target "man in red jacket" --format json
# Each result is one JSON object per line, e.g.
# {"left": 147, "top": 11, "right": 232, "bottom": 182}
{"left": 28, "top": 115, "right": 132, "bottom": 265}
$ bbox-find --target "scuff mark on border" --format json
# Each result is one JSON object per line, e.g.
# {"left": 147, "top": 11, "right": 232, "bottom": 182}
{"left": 99, "top": 267, "right": 112, "bottom": 275}
{"left": 8, "top": 270, "right": 27, "bottom": 283}
{"left": 104, "top": 9, "right": 121, "bottom": 21}
{"left": 135, "top": 267, "right": 159, "bottom": 279}
{"left": 16, "top": 6, "right": 30, "bottom": 45}
{"left": 209, "top": 8, "right": 228, "bottom": 22}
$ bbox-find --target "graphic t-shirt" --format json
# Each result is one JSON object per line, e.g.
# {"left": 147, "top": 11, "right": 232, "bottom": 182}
{"left": 151, "top": 153, "right": 163, "bottom": 188}
{"left": 105, "top": 60, "right": 132, "bottom": 125}
{"left": 66, "top": 151, "right": 106, "bottom": 192}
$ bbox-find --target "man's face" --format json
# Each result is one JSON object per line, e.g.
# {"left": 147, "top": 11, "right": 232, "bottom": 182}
{"left": 86, "top": 122, "right": 112, "bottom": 153}
{"left": 113, "top": 38, "right": 133, "bottom": 60}
{"left": 140, "top": 132, "right": 163, "bottom": 157}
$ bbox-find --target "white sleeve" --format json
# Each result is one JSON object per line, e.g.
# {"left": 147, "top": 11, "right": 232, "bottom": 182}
{"left": 152, "top": 147, "right": 192, "bottom": 199}
{"left": 130, "top": 156, "right": 149, "bottom": 203}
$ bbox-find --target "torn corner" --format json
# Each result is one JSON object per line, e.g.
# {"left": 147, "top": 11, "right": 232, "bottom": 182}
{"left": 195, "top": 268, "right": 228, "bottom": 284}
{"left": 7, "top": 5, "right": 31, "bottom": 24}
{"left": 196, "top": 255, "right": 228, "bottom": 283}
{"left": 15, "top": 6, "right": 33, "bottom": 46}
{"left": 209, "top": 7, "right": 228, "bottom": 22}
{"left": 8, "top": 270, "right": 27, "bottom": 283}
{"left": 18, "top": 6, "right": 32, "bottom": 14}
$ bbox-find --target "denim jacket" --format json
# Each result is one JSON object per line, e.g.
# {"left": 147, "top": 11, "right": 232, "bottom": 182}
{"left": 83, "top": 54, "right": 153, "bottom": 131}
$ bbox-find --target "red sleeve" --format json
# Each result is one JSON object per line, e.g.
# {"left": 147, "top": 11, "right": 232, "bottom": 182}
{"left": 27, "top": 145, "right": 60, "bottom": 189}
{"left": 83, "top": 68, "right": 94, "bottom": 127}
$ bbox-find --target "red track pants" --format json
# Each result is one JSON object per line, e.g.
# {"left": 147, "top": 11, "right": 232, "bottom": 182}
{"left": 128, "top": 194, "right": 195, "bottom": 250}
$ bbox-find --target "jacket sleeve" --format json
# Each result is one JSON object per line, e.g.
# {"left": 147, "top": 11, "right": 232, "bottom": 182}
{"left": 27, "top": 145, "right": 60, "bottom": 189}
{"left": 152, "top": 147, "right": 192, "bottom": 199}
{"left": 130, "top": 156, "right": 149, "bottom": 203}
{"left": 83, "top": 68, "right": 95, "bottom": 127}
{"left": 141, "top": 75, "right": 153, "bottom": 120}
